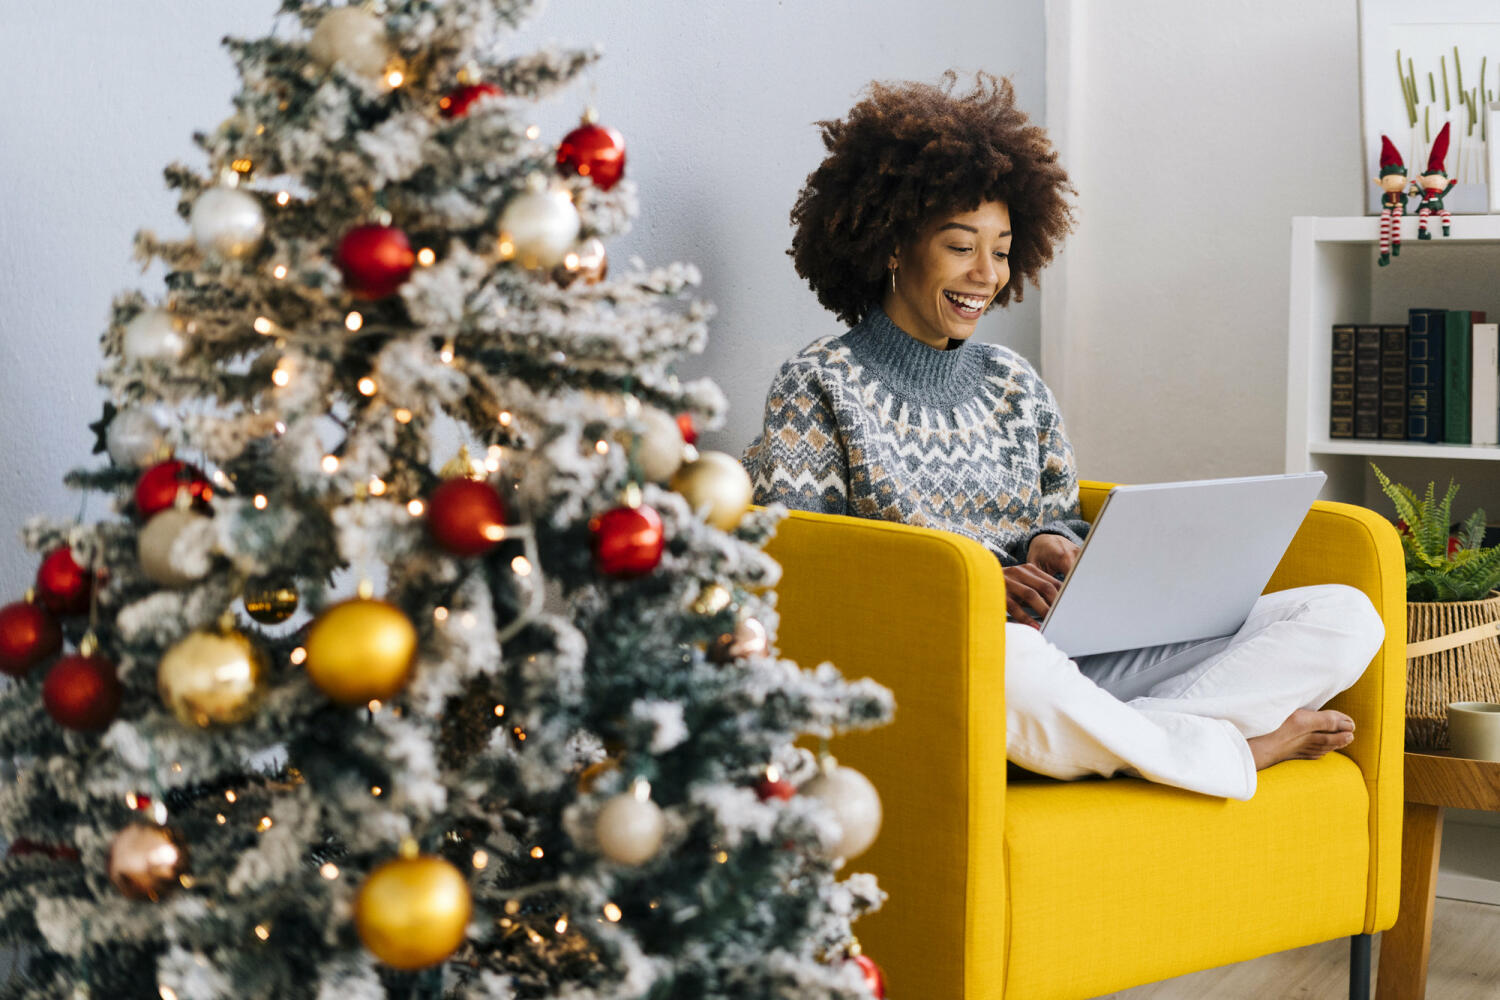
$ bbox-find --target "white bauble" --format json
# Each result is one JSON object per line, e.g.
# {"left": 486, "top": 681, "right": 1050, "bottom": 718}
{"left": 499, "top": 187, "right": 580, "bottom": 268}
{"left": 106, "top": 408, "right": 168, "bottom": 468}
{"left": 190, "top": 187, "right": 266, "bottom": 259}
{"left": 138, "top": 508, "right": 214, "bottom": 587}
{"left": 803, "top": 763, "right": 882, "bottom": 861}
{"left": 626, "top": 407, "right": 687, "bottom": 483}
{"left": 122, "top": 310, "right": 186, "bottom": 362}
{"left": 308, "top": 6, "right": 390, "bottom": 79}
{"left": 595, "top": 787, "right": 665, "bottom": 865}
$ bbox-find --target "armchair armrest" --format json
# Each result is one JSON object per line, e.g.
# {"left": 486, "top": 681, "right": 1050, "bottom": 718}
{"left": 764, "top": 510, "right": 1008, "bottom": 1000}
{"left": 1079, "top": 480, "right": 1407, "bottom": 932}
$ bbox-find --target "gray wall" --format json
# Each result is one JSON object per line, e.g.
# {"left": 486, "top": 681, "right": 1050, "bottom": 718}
{"left": 0, "top": 0, "right": 1046, "bottom": 588}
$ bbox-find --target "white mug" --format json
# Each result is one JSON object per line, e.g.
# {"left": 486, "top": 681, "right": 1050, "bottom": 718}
{"left": 1448, "top": 702, "right": 1500, "bottom": 761}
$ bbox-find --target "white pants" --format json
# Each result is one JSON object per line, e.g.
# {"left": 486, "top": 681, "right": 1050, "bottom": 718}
{"left": 1004, "top": 584, "right": 1385, "bottom": 800}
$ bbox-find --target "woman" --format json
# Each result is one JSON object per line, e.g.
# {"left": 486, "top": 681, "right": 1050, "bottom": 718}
{"left": 742, "top": 73, "right": 1384, "bottom": 800}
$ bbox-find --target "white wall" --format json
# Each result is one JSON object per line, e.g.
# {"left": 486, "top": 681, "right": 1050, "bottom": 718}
{"left": 0, "top": 0, "right": 1045, "bottom": 588}
{"left": 1045, "top": 0, "right": 1363, "bottom": 483}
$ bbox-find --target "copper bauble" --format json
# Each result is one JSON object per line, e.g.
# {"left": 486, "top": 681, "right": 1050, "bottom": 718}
{"left": 158, "top": 628, "right": 267, "bottom": 727}
{"left": 355, "top": 853, "right": 472, "bottom": 970}
{"left": 305, "top": 597, "right": 417, "bottom": 705}
{"left": 0, "top": 600, "right": 62, "bottom": 677}
{"left": 243, "top": 577, "right": 299, "bottom": 624}
{"left": 708, "top": 617, "right": 768, "bottom": 664}
{"left": 108, "top": 823, "right": 188, "bottom": 901}
{"left": 670, "top": 451, "right": 752, "bottom": 531}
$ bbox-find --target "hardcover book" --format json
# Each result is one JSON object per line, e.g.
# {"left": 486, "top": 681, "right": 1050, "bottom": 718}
{"left": 1444, "top": 310, "right": 1474, "bottom": 445}
{"left": 1407, "top": 307, "right": 1448, "bottom": 442}
{"left": 1474, "top": 321, "right": 1500, "bottom": 447}
{"left": 1354, "top": 325, "right": 1381, "bottom": 439}
{"left": 1379, "top": 325, "right": 1407, "bottom": 439}
{"left": 1330, "top": 323, "right": 1355, "bottom": 439}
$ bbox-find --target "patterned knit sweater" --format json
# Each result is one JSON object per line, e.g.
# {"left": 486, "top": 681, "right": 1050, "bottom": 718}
{"left": 742, "top": 306, "right": 1090, "bottom": 566}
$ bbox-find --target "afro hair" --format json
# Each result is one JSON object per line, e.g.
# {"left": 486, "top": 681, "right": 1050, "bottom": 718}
{"left": 789, "top": 72, "right": 1075, "bottom": 327}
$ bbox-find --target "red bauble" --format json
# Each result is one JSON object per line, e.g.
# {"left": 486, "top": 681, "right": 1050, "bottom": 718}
{"left": 439, "top": 82, "right": 502, "bottom": 119}
{"left": 428, "top": 478, "right": 510, "bottom": 557}
{"left": 35, "top": 548, "right": 92, "bottom": 617}
{"left": 756, "top": 777, "right": 796, "bottom": 802}
{"left": 337, "top": 224, "right": 416, "bottom": 299}
{"left": 1448, "top": 535, "right": 1461, "bottom": 557}
{"left": 556, "top": 120, "right": 626, "bottom": 191}
{"left": 0, "top": 601, "right": 63, "bottom": 677}
{"left": 42, "top": 654, "right": 122, "bottom": 732}
{"left": 851, "top": 953, "right": 886, "bottom": 998}
{"left": 134, "top": 460, "right": 213, "bottom": 519}
{"left": 589, "top": 504, "right": 664, "bottom": 577}
{"left": 676, "top": 412, "right": 699, "bottom": 446}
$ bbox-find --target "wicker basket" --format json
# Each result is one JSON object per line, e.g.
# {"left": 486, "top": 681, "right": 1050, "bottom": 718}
{"left": 1406, "top": 590, "right": 1500, "bottom": 749}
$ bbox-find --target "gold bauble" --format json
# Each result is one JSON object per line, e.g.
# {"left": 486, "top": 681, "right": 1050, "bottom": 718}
{"left": 708, "top": 617, "right": 769, "bottom": 664}
{"left": 158, "top": 628, "right": 268, "bottom": 727}
{"left": 692, "top": 583, "right": 733, "bottom": 616}
{"left": 243, "top": 577, "right": 298, "bottom": 625}
{"left": 355, "top": 854, "right": 472, "bottom": 970}
{"left": 305, "top": 597, "right": 417, "bottom": 705}
{"left": 670, "top": 451, "right": 753, "bottom": 532}
{"left": 108, "top": 823, "right": 188, "bottom": 901}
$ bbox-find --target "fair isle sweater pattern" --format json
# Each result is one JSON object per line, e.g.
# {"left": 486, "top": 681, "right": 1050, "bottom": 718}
{"left": 742, "top": 306, "right": 1090, "bottom": 566}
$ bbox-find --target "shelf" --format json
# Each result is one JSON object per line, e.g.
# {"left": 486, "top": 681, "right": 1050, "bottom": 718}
{"left": 1310, "top": 440, "right": 1500, "bottom": 461}
{"left": 1304, "top": 214, "right": 1500, "bottom": 244}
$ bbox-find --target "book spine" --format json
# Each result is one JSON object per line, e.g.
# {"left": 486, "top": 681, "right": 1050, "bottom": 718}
{"left": 1407, "top": 308, "right": 1447, "bottom": 442}
{"left": 1354, "top": 325, "right": 1381, "bottom": 439}
{"left": 1472, "top": 322, "right": 1500, "bottom": 446}
{"left": 1380, "top": 325, "right": 1407, "bottom": 439}
{"left": 1445, "top": 310, "right": 1473, "bottom": 444}
{"left": 1330, "top": 324, "right": 1355, "bottom": 439}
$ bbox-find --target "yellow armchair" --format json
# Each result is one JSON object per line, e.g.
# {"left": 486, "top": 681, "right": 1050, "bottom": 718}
{"left": 765, "top": 481, "right": 1405, "bottom": 999}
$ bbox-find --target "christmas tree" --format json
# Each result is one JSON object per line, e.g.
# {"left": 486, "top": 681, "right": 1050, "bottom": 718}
{"left": 0, "top": 2, "right": 893, "bottom": 997}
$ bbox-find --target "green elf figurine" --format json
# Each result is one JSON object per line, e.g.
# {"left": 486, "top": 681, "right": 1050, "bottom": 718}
{"left": 1374, "top": 134, "right": 1409, "bottom": 266}
{"left": 1412, "top": 122, "right": 1456, "bottom": 240}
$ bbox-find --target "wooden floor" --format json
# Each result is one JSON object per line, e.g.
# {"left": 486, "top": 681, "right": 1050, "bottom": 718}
{"left": 1100, "top": 898, "right": 1500, "bottom": 999}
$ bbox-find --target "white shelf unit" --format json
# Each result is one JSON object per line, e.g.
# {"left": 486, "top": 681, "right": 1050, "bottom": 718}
{"left": 1287, "top": 215, "right": 1500, "bottom": 906}
{"left": 1286, "top": 215, "right": 1500, "bottom": 505}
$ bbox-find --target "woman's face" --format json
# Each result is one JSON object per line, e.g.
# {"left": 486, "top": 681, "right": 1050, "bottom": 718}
{"left": 883, "top": 200, "right": 1012, "bottom": 349}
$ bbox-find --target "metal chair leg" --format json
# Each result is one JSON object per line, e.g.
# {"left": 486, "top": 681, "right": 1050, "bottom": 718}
{"left": 1350, "top": 933, "right": 1372, "bottom": 1000}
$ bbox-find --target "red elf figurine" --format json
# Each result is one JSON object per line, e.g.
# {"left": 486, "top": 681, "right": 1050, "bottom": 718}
{"left": 1413, "top": 122, "right": 1456, "bottom": 240}
{"left": 1373, "top": 134, "right": 1409, "bottom": 267}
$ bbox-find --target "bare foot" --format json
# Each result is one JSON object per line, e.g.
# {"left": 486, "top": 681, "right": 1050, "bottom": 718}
{"left": 1247, "top": 709, "right": 1355, "bottom": 770}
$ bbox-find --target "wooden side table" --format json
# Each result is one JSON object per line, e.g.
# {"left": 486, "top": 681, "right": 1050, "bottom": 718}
{"left": 1374, "top": 751, "right": 1500, "bottom": 999}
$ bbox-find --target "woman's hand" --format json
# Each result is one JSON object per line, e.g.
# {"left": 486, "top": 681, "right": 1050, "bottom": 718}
{"left": 1027, "top": 532, "right": 1081, "bottom": 578}
{"left": 1003, "top": 564, "right": 1063, "bottom": 628}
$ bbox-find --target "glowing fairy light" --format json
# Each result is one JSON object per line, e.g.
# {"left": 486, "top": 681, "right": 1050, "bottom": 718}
{"left": 357, "top": 377, "right": 377, "bottom": 396}
{"left": 321, "top": 455, "right": 340, "bottom": 474}
{"left": 253, "top": 317, "right": 274, "bottom": 334}
{"left": 417, "top": 248, "right": 436, "bottom": 266}
{"left": 345, "top": 311, "right": 363, "bottom": 332}
{"left": 603, "top": 903, "right": 622, "bottom": 922}
{"left": 290, "top": 646, "right": 307, "bottom": 665}
{"left": 472, "top": 850, "right": 489, "bottom": 870}
{"left": 275, "top": 191, "right": 291, "bottom": 206}
{"left": 320, "top": 863, "right": 339, "bottom": 880}
{"left": 511, "top": 555, "right": 532, "bottom": 576}
{"left": 394, "top": 408, "right": 413, "bottom": 424}
{"left": 253, "top": 495, "right": 267, "bottom": 510}
{"left": 272, "top": 265, "right": 288, "bottom": 279}
{"left": 368, "top": 477, "right": 387, "bottom": 496}
{"left": 407, "top": 499, "right": 425, "bottom": 517}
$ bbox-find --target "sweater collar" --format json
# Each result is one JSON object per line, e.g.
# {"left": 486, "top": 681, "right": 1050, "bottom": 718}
{"left": 840, "top": 305, "right": 983, "bottom": 404}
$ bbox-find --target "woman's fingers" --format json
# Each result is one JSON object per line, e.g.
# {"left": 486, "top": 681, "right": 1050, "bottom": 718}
{"left": 1004, "top": 565, "right": 1059, "bottom": 623}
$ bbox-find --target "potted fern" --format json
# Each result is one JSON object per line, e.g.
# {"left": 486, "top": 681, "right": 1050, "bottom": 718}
{"left": 1372, "top": 463, "right": 1500, "bottom": 749}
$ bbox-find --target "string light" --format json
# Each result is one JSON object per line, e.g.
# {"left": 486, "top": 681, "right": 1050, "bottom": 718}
{"left": 275, "top": 191, "right": 290, "bottom": 206}
{"left": 257, "top": 816, "right": 274, "bottom": 832}
{"left": 386, "top": 69, "right": 405, "bottom": 88}
{"left": 272, "top": 264, "right": 288, "bottom": 280}
{"left": 595, "top": 440, "right": 610, "bottom": 455}
{"left": 511, "top": 555, "right": 532, "bottom": 576}
{"left": 471, "top": 850, "right": 489, "bottom": 870}
{"left": 716, "top": 850, "right": 729, "bottom": 864}
{"left": 603, "top": 902, "right": 622, "bottom": 922}
{"left": 394, "top": 408, "right": 413, "bottom": 424}
{"left": 368, "top": 477, "right": 387, "bottom": 496}
{"left": 498, "top": 239, "right": 516, "bottom": 259}
{"left": 253, "top": 494, "right": 268, "bottom": 510}
{"left": 439, "top": 342, "right": 455, "bottom": 365}
{"left": 530, "top": 846, "right": 544, "bottom": 859}
{"left": 160, "top": 987, "right": 179, "bottom": 1000}
{"left": 493, "top": 704, "right": 506, "bottom": 717}
{"left": 253, "top": 317, "right": 274, "bottom": 334}
{"left": 357, "top": 377, "right": 377, "bottom": 396}
{"left": 433, "top": 607, "right": 449, "bottom": 622}
{"left": 271, "top": 365, "right": 291, "bottom": 388}
{"left": 320, "top": 863, "right": 340, "bottom": 880}
{"left": 216, "top": 814, "right": 227, "bottom": 825}
{"left": 526, "top": 125, "right": 541, "bottom": 139}
{"left": 172, "top": 762, "right": 183, "bottom": 774}
{"left": 485, "top": 444, "right": 504, "bottom": 470}
{"left": 407, "top": 499, "right": 425, "bottom": 516}
{"left": 290, "top": 646, "right": 307, "bottom": 665}
{"left": 563, "top": 252, "right": 581, "bottom": 271}
{"left": 371, "top": 785, "right": 383, "bottom": 797}
{"left": 417, "top": 247, "right": 436, "bottom": 266}
{"left": 254, "top": 924, "right": 270, "bottom": 941}
{"left": 368, "top": 700, "right": 382, "bottom": 713}
{"left": 345, "top": 311, "right": 363, "bottom": 332}
{"left": 274, "top": 421, "right": 287, "bottom": 435}
{"left": 178, "top": 874, "right": 196, "bottom": 889}
{"left": 554, "top": 917, "right": 569, "bottom": 934}
{"left": 231, "top": 158, "right": 254, "bottom": 174}
{"left": 225, "top": 790, "right": 237, "bottom": 803}
{"left": 321, "top": 455, "right": 340, "bottom": 474}
{"left": 505, "top": 900, "right": 521, "bottom": 915}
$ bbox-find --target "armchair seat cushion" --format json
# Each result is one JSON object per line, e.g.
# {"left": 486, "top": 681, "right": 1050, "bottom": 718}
{"left": 1004, "top": 754, "right": 1369, "bottom": 999}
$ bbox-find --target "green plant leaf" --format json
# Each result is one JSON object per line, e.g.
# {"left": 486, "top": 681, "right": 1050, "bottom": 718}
{"left": 1462, "top": 508, "right": 1488, "bottom": 551}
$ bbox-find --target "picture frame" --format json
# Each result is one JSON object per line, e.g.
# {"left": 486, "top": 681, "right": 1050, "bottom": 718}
{"left": 1359, "top": 0, "right": 1500, "bottom": 215}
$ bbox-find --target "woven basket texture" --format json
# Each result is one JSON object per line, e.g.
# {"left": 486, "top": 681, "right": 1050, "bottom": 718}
{"left": 1407, "top": 590, "right": 1500, "bottom": 749}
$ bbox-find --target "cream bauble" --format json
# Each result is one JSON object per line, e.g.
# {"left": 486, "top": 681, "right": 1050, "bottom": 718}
{"left": 158, "top": 628, "right": 267, "bottom": 727}
{"left": 138, "top": 508, "right": 215, "bottom": 587}
{"left": 499, "top": 182, "right": 580, "bottom": 269}
{"left": 190, "top": 186, "right": 266, "bottom": 259}
{"left": 106, "top": 408, "right": 168, "bottom": 468}
{"left": 802, "top": 762, "right": 882, "bottom": 861}
{"left": 122, "top": 310, "right": 186, "bottom": 363}
{"left": 308, "top": 6, "right": 391, "bottom": 79}
{"left": 622, "top": 407, "right": 687, "bottom": 483}
{"left": 595, "top": 782, "right": 665, "bottom": 865}
{"left": 670, "top": 451, "right": 753, "bottom": 531}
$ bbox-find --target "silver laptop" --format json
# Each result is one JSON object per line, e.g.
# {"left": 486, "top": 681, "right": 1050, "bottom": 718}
{"left": 1037, "top": 472, "right": 1327, "bottom": 657}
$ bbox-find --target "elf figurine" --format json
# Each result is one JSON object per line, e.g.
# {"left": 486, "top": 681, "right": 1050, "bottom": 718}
{"left": 1374, "top": 134, "right": 1409, "bottom": 266}
{"left": 1412, "top": 121, "right": 1456, "bottom": 240}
